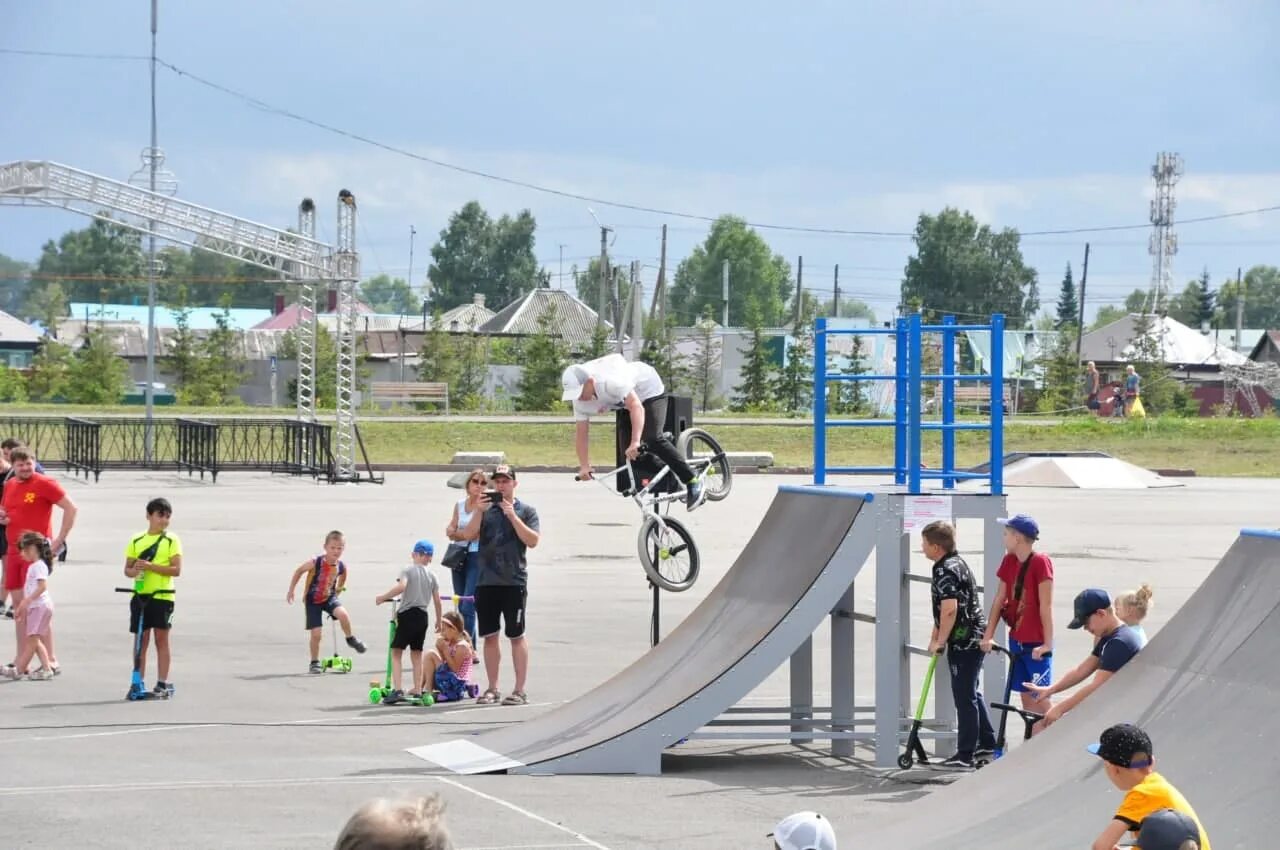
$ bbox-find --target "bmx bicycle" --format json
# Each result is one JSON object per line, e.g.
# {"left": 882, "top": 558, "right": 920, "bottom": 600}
{"left": 577, "top": 427, "right": 732, "bottom": 593}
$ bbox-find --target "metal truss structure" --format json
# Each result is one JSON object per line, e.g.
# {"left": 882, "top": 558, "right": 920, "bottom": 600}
{"left": 0, "top": 160, "right": 373, "bottom": 483}
{"left": 1221, "top": 361, "right": 1280, "bottom": 417}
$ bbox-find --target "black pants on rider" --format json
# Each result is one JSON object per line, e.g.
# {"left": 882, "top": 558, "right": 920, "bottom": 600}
{"left": 640, "top": 394, "right": 695, "bottom": 483}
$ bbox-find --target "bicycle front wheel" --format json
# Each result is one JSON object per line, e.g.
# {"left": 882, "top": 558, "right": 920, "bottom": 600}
{"left": 638, "top": 516, "right": 700, "bottom": 592}
{"left": 676, "top": 427, "right": 732, "bottom": 502}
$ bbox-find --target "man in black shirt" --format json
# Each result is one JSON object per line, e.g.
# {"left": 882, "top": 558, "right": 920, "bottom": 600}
{"left": 923, "top": 520, "right": 996, "bottom": 768}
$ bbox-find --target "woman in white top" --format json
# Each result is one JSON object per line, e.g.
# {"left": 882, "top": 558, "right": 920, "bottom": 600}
{"left": 445, "top": 468, "right": 486, "bottom": 646}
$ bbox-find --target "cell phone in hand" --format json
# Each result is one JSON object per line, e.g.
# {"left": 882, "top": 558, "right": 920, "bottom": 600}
{"left": 484, "top": 489, "right": 502, "bottom": 503}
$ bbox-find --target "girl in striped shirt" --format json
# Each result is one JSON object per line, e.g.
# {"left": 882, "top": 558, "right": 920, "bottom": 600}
{"left": 429, "top": 611, "right": 476, "bottom": 702}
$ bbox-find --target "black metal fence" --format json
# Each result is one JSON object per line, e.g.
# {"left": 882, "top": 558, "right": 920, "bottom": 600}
{"left": 176, "top": 418, "right": 219, "bottom": 482}
{"left": 0, "top": 415, "right": 344, "bottom": 482}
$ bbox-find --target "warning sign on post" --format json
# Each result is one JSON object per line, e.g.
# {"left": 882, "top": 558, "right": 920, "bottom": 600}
{"left": 902, "top": 495, "right": 953, "bottom": 534}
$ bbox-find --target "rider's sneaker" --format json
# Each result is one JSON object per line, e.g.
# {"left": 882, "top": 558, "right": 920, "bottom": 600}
{"left": 308, "top": 660, "right": 323, "bottom": 674}
{"left": 939, "top": 753, "right": 974, "bottom": 769}
{"left": 382, "top": 689, "right": 405, "bottom": 705}
{"left": 973, "top": 746, "right": 995, "bottom": 760}
{"left": 27, "top": 668, "right": 53, "bottom": 681}
{"left": 346, "top": 635, "right": 367, "bottom": 654}
{"left": 684, "top": 480, "right": 706, "bottom": 511}
{"left": 154, "top": 681, "right": 175, "bottom": 699}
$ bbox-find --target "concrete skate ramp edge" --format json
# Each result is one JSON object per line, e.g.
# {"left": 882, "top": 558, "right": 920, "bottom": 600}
{"left": 408, "top": 485, "right": 871, "bottom": 775}
{"left": 854, "top": 528, "right": 1280, "bottom": 849}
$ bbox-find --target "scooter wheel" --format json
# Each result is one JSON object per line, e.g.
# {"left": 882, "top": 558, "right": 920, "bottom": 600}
{"left": 897, "top": 753, "right": 913, "bottom": 770}
{"left": 421, "top": 693, "right": 435, "bottom": 707}
{"left": 342, "top": 659, "right": 353, "bottom": 673}
{"left": 369, "top": 688, "right": 383, "bottom": 705}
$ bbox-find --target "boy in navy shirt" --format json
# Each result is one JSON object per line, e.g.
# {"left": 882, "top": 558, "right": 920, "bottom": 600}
{"left": 1023, "top": 588, "right": 1142, "bottom": 731}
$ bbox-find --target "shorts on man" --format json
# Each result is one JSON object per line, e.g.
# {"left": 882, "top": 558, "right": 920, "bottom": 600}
{"left": 390, "top": 606, "right": 430, "bottom": 652}
{"left": 129, "top": 594, "right": 174, "bottom": 632}
{"left": 304, "top": 596, "right": 343, "bottom": 630}
{"left": 475, "top": 585, "right": 526, "bottom": 639}
{"left": 1008, "top": 636, "right": 1053, "bottom": 692}
{"left": 3, "top": 548, "right": 31, "bottom": 592}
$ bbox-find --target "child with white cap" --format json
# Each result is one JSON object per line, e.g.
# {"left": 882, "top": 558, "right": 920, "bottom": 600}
{"left": 768, "top": 811, "right": 836, "bottom": 850}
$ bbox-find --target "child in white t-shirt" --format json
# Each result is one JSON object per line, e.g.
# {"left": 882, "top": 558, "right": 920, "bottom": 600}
{"left": 3, "top": 532, "right": 55, "bottom": 680}
{"left": 1115, "top": 584, "right": 1153, "bottom": 648}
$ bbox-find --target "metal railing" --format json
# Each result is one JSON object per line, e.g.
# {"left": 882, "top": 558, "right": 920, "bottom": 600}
{"left": 64, "top": 417, "right": 102, "bottom": 482}
{"left": 176, "top": 418, "right": 219, "bottom": 482}
{"left": 813, "top": 313, "right": 1006, "bottom": 494}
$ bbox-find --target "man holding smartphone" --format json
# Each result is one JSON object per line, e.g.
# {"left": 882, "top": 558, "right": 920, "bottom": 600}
{"left": 458, "top": 465, "right": 540, "bottom": 706}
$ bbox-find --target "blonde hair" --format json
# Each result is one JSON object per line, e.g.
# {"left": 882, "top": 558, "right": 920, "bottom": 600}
{"left": 440, "top": 611, "right": 470, "bottom": 647}
{"left": 334, "top": 794, "right": 454, "bottom": 850}
{"left": 1116, "top": 584, "right": 1153, "bottom": 622}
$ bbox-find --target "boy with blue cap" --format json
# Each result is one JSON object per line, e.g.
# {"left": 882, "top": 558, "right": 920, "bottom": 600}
{"left": 374, "top": 540, "right": 443, "bottom": 704}
{"left": 1024, "top": 588, "right": 1143, "bottom": 730}
{"left": 981, "top": 513, "right": 1055, "bottom": 725}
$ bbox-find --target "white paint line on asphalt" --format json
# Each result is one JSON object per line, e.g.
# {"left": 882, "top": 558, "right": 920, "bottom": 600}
{"left": 0, "top": 775, "right": 426, "bottom": 797}
{"left": 11, "top": 702, "right": 559, "bottom": 742}
{"left": 433, "top": 776, "right": 611, "bottom": 850}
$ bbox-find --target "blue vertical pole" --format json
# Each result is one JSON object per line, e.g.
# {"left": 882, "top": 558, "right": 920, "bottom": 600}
{"left": 894, "top": 317, "right": 908, "bottom": 485}
{"left": 813, "top": 317, "right": 827, "bottom": 485}
{"left": 941, "top": 314, "right": 956, "bottom": 490}
{"left": 908, "top": 312, "right": 923, "bottom": 494}
{"left": 990, "top": 314, "right": 1005, "bottom": 495}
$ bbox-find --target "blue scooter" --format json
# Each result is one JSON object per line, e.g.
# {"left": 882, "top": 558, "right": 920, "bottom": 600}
{"left": 116, "top": 586, "right": 176, "bottom": 701}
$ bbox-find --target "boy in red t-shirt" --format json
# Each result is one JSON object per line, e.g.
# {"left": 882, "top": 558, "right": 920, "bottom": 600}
{"left": 980, "top": 513, "right": 1054, "bottom": 720}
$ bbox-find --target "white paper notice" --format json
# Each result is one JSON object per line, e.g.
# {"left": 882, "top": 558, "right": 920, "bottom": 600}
{"left": 903, "top": 495, "right": 953, "bottom": 534}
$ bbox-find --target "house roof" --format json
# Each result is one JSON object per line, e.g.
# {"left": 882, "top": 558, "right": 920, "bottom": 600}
{"left": 68, "top": 302, "right": 272, "bottom": 331}
{"left": 1248, "top": 330, "right": 1280, "bottom": 361}
{"left": 251, "top": 299, "right": 375, "bottom": 330}
{"left": 439, "top": 297, "right": 496, "bottom": 331}
{"left": 0, "top": 309, "right": 42, "bottom": 345}
{"left": 478, "top": 288, "right": 611, "bottom": 350}
{"left": 1079, "top": 313, "right": 1248, "bottom": 367}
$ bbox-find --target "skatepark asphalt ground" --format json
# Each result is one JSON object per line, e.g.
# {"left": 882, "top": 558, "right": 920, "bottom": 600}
{"left": 0, "top": 471, "right": 1274, "bottom": 849}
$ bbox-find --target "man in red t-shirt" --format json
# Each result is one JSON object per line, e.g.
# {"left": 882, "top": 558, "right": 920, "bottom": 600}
{"left": 0, "top": 447, "right": 77, "bottom": 670}
{"left": 980, "top": 513, "right": 1055, "bottom": 720}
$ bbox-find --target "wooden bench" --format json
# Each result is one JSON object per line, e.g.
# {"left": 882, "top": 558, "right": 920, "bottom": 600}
{"left": 369, "top": 381, "right": 449, "bottom": 414}
{"left": 931, "top": 384, "right": 1013, "bottom": 413}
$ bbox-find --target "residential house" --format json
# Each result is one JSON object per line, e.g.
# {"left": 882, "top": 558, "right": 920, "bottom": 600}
{"left": 0, "top": 309, "right": 40, "bottom": 369}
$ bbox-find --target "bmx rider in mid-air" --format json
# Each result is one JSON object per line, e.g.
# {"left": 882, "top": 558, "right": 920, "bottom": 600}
{"left": 562, "top": 353, "right": 705, "bottom": 510}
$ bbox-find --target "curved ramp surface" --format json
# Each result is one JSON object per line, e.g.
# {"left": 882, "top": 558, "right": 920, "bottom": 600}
{"left": 855, "top": 528, "right": 1280, "bottom": 849}
{"left": 408, "top": 486, "right": 876, "bottom": 775}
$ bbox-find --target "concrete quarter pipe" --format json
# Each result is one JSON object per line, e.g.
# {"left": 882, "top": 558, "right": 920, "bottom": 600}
{"left": 408, "top": 485, "right": 879, "bottom": 775}
{"left": 854, "top": 528, "right": 1280, "bottom": 849}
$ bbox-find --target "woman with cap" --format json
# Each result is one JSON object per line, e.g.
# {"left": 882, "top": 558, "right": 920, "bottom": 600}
{"left": 562, "top": 353, "right": 704, "bottom": 510}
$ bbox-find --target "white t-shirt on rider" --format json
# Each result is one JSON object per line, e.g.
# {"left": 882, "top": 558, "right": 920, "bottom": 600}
{"left": 571, "top": 354, "right": 664, "bottom": 421}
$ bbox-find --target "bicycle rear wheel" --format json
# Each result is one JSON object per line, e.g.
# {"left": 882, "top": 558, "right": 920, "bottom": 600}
{"left": 637, "top": 516, "right": 700, "bottom": 592}
{"left": 676, "top": 427, "right": 732, "bottom": 502}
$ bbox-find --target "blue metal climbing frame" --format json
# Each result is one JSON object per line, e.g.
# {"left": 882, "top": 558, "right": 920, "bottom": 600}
{"left": 813, "top": 313, "right": 1005, "bottom": 494}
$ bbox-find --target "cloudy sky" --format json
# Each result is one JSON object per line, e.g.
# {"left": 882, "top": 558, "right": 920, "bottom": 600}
{"left": 3, "top": 0, "right": 1278, "bottom": 322}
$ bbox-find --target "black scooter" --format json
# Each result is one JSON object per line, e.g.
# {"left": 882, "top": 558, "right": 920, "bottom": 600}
{"left": 981, "top": 643, "right": 1049, "bottom": 766}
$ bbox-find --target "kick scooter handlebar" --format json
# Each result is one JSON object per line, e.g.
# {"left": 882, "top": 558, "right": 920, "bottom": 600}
{"left": 989, "top": 702, "right": 1046, "bottom": 742}
{"left": 989, "top": 643, "right": 1052, "bottom": 659}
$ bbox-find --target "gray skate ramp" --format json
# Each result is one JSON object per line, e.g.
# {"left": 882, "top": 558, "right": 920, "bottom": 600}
{"left": 855, "top": 528, "right": 1280, "bottom": 849}
{"left": 408, "top": 485, "right": 875, "bottom": 775}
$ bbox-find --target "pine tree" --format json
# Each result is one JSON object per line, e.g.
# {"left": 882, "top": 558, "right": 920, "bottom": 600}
{"left": 1055, "top": 264, "right": 1079, "bottom": 330}
{"left": 1036, "top": 325, "right": 1082, "bottom": 413}
{"left": 583, "top": 325, "right": 610, "bottom": 359}
{"left": 1194, "top": 268, "right": 1216, "bottom": 330}
{"left": 416, "top": 310, "right": 461, "bottom": 391}
{"left": 185, "top": 297, "right": 245, "bottom": 405}
{"left": 65, "top": 326, "right": 130, "bottom": 404}
{"left": 683, "top": 307, "right": 722, "bottom": 412}
{"left": 164, "top": 285, "right": 200, "bottom": 394}
{"left": 27, "top": 338, "right": 73, "bottom": 401}
{"left": 516, "top": 307, "right": 567, "bottom": 411}
{"left": 772, "top": 317, "right": 813, "bottom": 414}
{"left": 829, "top": 333, "right": 870, "bottom": 414}
{"left": 1126, "top": 310, "right": 1177, "bottom": 414}
{"left": 732, "top": 304, "right": 778, "bottom": 411}
{"left": 453, "top": 330, "right": 489, "bottom": 407}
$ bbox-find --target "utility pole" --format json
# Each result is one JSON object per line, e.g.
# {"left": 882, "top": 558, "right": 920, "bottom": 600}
{"left": 1076, "top": 242, "right": 1090, "bottom": 365}
{"left": 794, "top": 256, "right": 803, "bottom": 326}
{"left": 649, "top": 224, "right": 667, "bottom": 323}
{"left": 597, "top": 224, "right": 610, "bottom": 330}
{"left": 558, "top": 244, "right": 565, "bottom": 289}
{"left": 618, "top": 261, "right": 637, "bottom": 355}
{"left": 1234, "top": 266, "right": 1244, "bottom": 352}
{"left": 832, "top": 263, "right": 840, "bottom": 318}
{"left": 407, "top": 224, "right": 416, "bottom": 306}
{"left": 721, "top": 259, "right": 729, "bottom": 327}
{"left": 143, "top": 0, "right": 160, "bottom": 465}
